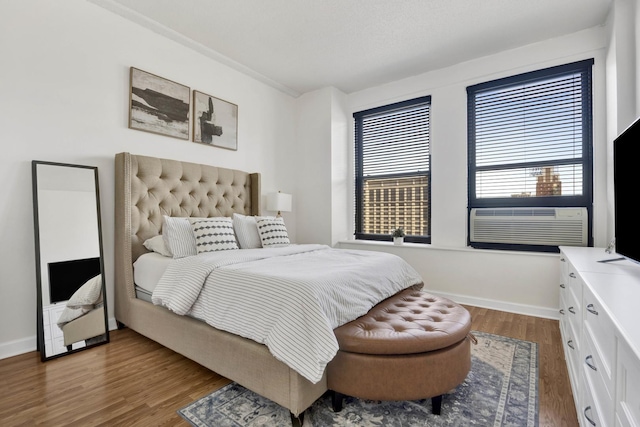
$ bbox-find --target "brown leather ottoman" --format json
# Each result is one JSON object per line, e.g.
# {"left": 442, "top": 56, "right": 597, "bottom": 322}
{"left": 327, "top": 289, "right": 472, "bottom": 415}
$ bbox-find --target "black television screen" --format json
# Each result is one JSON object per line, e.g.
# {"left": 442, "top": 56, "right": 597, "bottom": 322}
{"left": 47, "top": 257, "right": 101, "bottom": 304}
{"left": 614, "top": 116, "right": 640, "bottom": 264}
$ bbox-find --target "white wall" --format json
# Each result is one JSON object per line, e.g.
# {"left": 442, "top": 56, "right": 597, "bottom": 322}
{"left": 2, "top": 0, "right": 636, "bottom": 358}
{"left": 330, "top": 89, "right": 350, "bottom": 246}
{"left": 294, "top": 88, "right": 333, "bottom": 245}
{"left": 294, "top": 87, "right": 351, "bottom": 246}
{"left": 0, "top": 0, "right": 298, "bottom": 358}
{"left": 331, "top": 27, "right": 610, "bottom": 318}
{"left": 605, "top": 0, "right": 640, "bottom": 261}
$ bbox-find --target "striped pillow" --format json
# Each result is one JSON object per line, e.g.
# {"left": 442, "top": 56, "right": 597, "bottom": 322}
{"left": 232, "top": 213, "right": 262, "bottom": 249}
{"left": 162, "top": 216, "right": 201, "bottom": 259}
{"left": 256, "top": 216, "right": 290, "bottom": 247}
{"left": 190, "top": 217, "right": 239, "bottom": 253}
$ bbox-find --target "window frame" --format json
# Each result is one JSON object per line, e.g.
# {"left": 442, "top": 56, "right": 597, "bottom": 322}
{"left": 466, "top": 59, "right": 594, "bottom": 251}
{"left": 354, "top": 96, "right": 432, "bottom": 244}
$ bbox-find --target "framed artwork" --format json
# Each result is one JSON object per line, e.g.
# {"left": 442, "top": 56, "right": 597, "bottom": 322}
{"left": 193, "top": 90, "right": 238, "bottom": 150}
{"left": 128, "top": 67, "right": 190, "bottom": 140}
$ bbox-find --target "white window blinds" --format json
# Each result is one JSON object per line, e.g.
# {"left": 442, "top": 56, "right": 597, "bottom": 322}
{"left": 355, "top": 96, "right": 431, "bottom": 242}
{"left": 468, "top": 59, "right": 593, "bottom": 202}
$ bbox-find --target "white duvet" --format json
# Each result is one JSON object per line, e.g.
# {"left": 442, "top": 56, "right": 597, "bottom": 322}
{"left": 151, "top": 244, "right": 423, "bottom": 383}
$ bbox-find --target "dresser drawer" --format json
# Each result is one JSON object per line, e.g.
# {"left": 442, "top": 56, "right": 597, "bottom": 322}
{"left": 566, "top": 296, "right": 582, "bottom": 344}
{"left": 559, "top": 288, "right": 570, "bottom": 326}
{"left": 582, "top": 285, "right": 615, "bottom": 387}
{"left": 559, "top": 253, "right": 570, "bottom": 285}
{"left": 617, "top": 340, "right": 640, "bottom": 427}
{"left": 581, "top": 372, "right": 607, "bottom": 427}
{"left": 565, "top": 258, "right": 583, "bottom": 304}
{"left": 582, "top": 329, "right": 614, "bottom": 426}
{"left": 563, "top": 314, "right": 581, "bottom": 389}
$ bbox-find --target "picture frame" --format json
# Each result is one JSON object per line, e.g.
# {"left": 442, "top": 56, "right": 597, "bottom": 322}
{"left": 128, "top": 67, "right": 190, "bottom": 140}
{"left": 193, "top": 90, "right": 238, "bottom": 150}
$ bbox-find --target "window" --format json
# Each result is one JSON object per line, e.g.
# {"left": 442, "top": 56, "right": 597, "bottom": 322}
{"left": 354, "top": 96, "right": 431, "bottom": 243}
{"left": 467, "top": 59, "right": 594, "bottom": 251}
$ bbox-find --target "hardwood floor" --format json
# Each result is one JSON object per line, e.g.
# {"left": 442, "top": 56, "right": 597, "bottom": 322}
{"left": 0, "top": 307, "right": 577, "bottom": 426}
{"left": 464, "top": 305, "right": 578, "bottom": 427}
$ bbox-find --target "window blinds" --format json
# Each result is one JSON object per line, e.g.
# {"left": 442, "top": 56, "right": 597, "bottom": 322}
{"left": 359, "top": 100, "right": 431, "bottom": 177}
{"left": 468, "top": 59, "right": 593, "bottom": 200}
{"left": 354, "top": 96, "right": 431, "bottom": 241}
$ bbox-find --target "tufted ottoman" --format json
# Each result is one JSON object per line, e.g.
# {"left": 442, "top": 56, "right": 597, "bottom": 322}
{"left": 327, "top": 288, "right": 472, "bottom": 415}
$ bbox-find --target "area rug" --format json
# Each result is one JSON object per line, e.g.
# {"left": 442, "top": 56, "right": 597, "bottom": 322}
{"left": 178, "top": 331, "right": 538, "bottom": 426}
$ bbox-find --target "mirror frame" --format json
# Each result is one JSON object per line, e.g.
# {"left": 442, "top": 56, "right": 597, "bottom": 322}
{"left": 32, "top": 160, "right": 109, "bottom": 361}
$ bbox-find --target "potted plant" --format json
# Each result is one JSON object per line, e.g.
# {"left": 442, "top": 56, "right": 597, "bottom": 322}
{"left": 392, "top": 227, "right": 405, "bottom": 245}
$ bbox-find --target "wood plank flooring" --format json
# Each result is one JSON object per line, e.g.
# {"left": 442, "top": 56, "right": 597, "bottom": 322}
{"left": 0, "top": 306, "right": 577, "bottom": 426}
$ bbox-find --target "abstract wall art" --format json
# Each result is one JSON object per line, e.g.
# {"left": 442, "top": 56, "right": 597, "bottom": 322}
{"left": 128, "top": 67, "right": 190, "bottom": 140}
{"left": 193, "top": 90, "right": 238, "bottom": 150}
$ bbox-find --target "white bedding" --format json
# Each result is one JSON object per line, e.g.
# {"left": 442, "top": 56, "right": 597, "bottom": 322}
{"left": 133, "top": 252, "right": 172, "bottom": 293}
{"left": 151, "top": 244, "right": 423, "bottom": 384}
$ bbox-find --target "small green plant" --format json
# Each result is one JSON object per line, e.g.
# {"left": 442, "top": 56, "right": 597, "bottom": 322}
{"left": 392, "top": 227, "right": 405, "bottom": 238}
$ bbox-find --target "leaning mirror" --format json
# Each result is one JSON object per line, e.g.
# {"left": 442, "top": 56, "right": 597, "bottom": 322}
{"left": 32, "top": 161, "right": 109, "bottom": 361}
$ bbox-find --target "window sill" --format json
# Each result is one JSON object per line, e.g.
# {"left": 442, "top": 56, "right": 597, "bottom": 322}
{"left": 336, "top": 239, "right": 558, "bottom": 258}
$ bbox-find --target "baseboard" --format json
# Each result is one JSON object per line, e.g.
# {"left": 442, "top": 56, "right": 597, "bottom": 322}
{"left": 425, "top": 289, "right": 560, "bottom": 320}
{"left": 0, "top": 336, "right": 37, "bottom": 360}
{"left": 0, "top": 316, "right": 120, "bottom": 360}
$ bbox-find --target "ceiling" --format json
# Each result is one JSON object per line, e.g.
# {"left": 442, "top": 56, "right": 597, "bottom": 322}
{"left": 92, "top": 0, "right": 612, "bottom": 97}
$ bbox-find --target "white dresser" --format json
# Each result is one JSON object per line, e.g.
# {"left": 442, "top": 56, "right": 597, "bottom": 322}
{"left": 42, "top": 303, "right": 67, "bottom": 357}
{"left": 559, "top": 246, "right": 640, "bottom": 427}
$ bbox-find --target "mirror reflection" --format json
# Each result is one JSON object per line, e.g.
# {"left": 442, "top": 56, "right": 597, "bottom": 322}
{"left": 32, "top": 161, "right": 109, "bottom": 361}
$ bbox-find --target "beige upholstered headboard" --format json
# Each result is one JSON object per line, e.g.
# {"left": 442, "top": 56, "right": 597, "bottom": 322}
{"left": 115, "top": 152, "right": 261, "bottom": 264}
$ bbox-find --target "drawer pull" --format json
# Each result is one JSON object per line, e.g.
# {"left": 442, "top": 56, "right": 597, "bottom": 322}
{"left": 583, "top": 406, "right": 596, "bottom": 426}
{"left": 567, "top": 340, "right": 575, "bottom": 350}
{"left": 559, "top": 309, "right": 565, "bottom": 315}
{"left": 586, "top": 304, "right": 598, "bottom": 316}
{"left": 569, "top": 272, "right": 576, "bottom": 278}
{"left": 560, "top": 283, "right": 566, "bottom": 289}
{"left": 568, "top": 306, "right": 576, "bottom": 314}
{"left": 560, "top": 257, "right": 566, "bottom": 262}
{"left": 585, "top": 355, "right": 597, "bottom": 371}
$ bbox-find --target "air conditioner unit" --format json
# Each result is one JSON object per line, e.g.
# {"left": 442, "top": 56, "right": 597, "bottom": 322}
{"left": 470, "top": 207, "right": 587, "bottom": 246}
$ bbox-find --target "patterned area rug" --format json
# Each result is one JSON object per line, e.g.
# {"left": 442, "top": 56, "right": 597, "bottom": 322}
{"left": 178, "top": 331, "right": 538, "bottom": 426}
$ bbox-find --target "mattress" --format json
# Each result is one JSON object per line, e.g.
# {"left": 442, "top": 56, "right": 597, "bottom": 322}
{"left": 133, "top": 252, "right": 172, "bottom": 300}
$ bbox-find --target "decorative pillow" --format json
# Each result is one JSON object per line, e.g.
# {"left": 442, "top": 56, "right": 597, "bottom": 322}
{"left": 232, "top": 213, "right": 262, "bottom": 249}
{"left": 67, "top": 274, "right": 103, "bottom": 309}
{"left": 256, "top": 216, "right": 290, "bottom": 247}
{"left": 143, "top": 235, "right": 173, "bottom": 257}
{"left": 162, "top": 216, "right": 200, "bottom": 258}
{"left": 190, "top": 217, "right": 239, "bottom": 253}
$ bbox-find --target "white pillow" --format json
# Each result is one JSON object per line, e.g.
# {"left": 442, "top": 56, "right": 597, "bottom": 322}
{"left": 190, "top": 217, "right": 239, "bottom": 253}
{"left": 232, "top": 213, "right": 262, "bottom": 249}
{"left": 256, "top": 216, "right": 290, "bottom": 247}
{"left": 143, "top": 235, "right": 172, "bottom": 257}
{"left": 67, "top": 274, "right": 103, "bottom": 309}
{"left": 162, "top": 216, "right": 200, "bottom": 258}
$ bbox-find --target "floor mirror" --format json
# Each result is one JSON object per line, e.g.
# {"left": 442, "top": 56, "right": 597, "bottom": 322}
{"left": 32, "top": 161, "right": 109, "bottom": 361}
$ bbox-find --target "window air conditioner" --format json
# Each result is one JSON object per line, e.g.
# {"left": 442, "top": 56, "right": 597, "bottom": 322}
{"left": 470, "top": 207, "right": 588, "bottom": 246}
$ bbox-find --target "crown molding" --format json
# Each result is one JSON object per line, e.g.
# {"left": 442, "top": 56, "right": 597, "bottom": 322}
{"left": 87, "top": 0, "right": 300, "bottom": 98}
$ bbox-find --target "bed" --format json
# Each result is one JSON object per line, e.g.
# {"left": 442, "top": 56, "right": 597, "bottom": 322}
{"left": 113, "top": 152, "right": 422, "bottom": 422}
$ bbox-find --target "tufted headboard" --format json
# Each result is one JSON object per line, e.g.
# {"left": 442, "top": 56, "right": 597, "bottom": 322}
{"left": 115, "top": 152, "right": 261, "bottom": 264}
